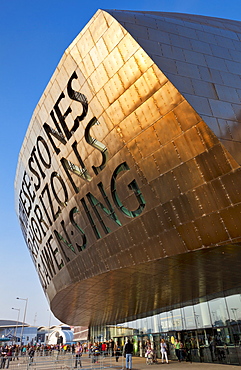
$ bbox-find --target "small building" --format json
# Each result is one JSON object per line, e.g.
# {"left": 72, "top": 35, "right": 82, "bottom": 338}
{"left": 37, "top": 324, "right": 73, "bottom": 345}
{"left": 0, "top": 320, "right": 37, "bottom": 345}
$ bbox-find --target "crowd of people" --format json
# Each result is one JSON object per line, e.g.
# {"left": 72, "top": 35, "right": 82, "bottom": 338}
{"left": 144, "top": 337, "right": 198, "bottom": 364}
{"left": 144, "top": 338, "right": 168, "bottom": 365}
{"left": 0, "top": 343, "right": 78, "bottom": 368}
{"left": 0, "top": 337, "right": 202, "bottom": 368}
{"left": 86, "top": 340, "right": 122, "bottom": 363}
{"left": 0, "top": 340, "right": 122, "bottom": 368}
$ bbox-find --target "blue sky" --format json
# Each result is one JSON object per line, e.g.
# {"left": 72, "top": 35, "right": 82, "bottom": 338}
{"left": 1, "top": 0, "right": 241, "bottom": 327}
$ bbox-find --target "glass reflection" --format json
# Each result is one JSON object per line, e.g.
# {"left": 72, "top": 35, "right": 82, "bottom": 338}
{"left": 208, "top": 297, "right": 229, "bottom": 327}
{"left": 183, "top": 305, "right": 196, "bottom": 329}
{"left": 159, "top": 312, "right": 169, "bottom": 332}
{"left": 91, "top": 294, "right": 241, "bottom": 365}
{"left": 112, "top": 293, "right": 241, "bottom": 349}
{"left": 226, "top": 294, "right": 241, "bottom": 344}
{"left": 172, "top": 308, "right": 183, "bottom": 331}
{"left": 193, "top": 301, "right": 211, "bottom": 328}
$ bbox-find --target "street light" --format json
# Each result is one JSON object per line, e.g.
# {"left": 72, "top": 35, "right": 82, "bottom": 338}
{"left": 46, "top": 309, "right": 52, "bottom": 345}
{"left": 12, "top": 308, "right": 20, "bottom": 343}
{"left": 16, "top": 297, "right": 28, "bottom": 345}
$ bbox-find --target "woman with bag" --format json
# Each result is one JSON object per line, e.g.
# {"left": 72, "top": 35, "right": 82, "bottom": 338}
{"left": 160, "top": 339, "right": 169, "bottom": 364}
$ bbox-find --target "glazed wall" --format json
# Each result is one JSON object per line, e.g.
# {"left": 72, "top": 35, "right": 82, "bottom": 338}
{"left": 90, "top": 293, "right": 241, "bottom": 365}
{"left": 118, "top": 293, "right": 241, "bottom": 338}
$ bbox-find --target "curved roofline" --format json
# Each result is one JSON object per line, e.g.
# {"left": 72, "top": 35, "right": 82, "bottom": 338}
{"left": 103, "top": 9, "right": 241, "bottom": 27}
{"left": 0, "top": 319, "right": 29, "bottom": 328}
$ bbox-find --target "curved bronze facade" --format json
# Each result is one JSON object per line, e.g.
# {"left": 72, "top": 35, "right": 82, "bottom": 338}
{"left": 15, "top": 10, "right": 241, "bottom": 326}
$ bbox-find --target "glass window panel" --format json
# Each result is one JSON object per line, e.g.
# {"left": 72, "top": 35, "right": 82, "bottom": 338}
{"left": 183, "top": 305, "right": 196, "bottom": 329}
{"left": 172, "top": 308, "right": 183, "bottom": 331}
{"left": 142, "top": 317, "right": 148, "bottom": 334}
{"left": 152, "top": 314, "right": 159, "bottom": 333}
{"left": 225, "top": 294, "right": 241, "bottom": 344}
{"left": 147, "top": 316, "right": 153, "bottom": 333}
{"left": 159, "top": 312, "right": 169, "bottom": 332}
{"left": 128, "top": 320, "right": 134, "bottom": 329}
{"left": 137, "top": 317, "right": 145, "bottom": 333}
{"left": 136, "top": 318, "right": 143, "bottom": 333}
{"left": 208, "top": 297, "right": 229, "bottom": 327}
{"left": 193, "top": 302, "right": 211, "bottom": 328}
{"left": 226, "top": 294, "right": 241, "bottom": 321}
{"left": 167, "top": 312, "right": 175, "bottom": 331}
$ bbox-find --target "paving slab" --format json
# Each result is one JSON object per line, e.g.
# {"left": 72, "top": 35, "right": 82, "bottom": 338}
{"left": 130, "top": 356, "right": 239, "bottom": 370}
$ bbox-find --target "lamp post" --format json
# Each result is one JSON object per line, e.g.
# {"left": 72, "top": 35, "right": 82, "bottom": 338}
{"left": 16, "top": 297, "right": 28, "bottom": 345}
{"left": 12, "top": 308, "right": 20, "bottom": 343}
{"left": 46, "top": 309, "right": 52, "bottom": 345}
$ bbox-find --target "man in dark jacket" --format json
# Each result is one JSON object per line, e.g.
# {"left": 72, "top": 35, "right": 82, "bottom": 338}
{"left": 124, "top": 339, "right": 133, "bottom": 369}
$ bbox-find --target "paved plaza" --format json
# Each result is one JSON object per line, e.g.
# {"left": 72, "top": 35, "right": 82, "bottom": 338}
{"left": 4, "top": 354, "right": 239, "bottom": 370}
{"left": 131, "top": 356, "right": 238, "bottom": 369}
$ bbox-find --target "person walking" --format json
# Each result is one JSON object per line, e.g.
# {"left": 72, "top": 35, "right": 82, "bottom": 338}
{"left": 114, "top": 342, "right": 121, "bottom": 362}
{"left": 174, "top": 339, "right": 181, "bottom": 361}
{"left": 74, "top": 342, "right": 83, "bottom": 368}
{"left": 124, "top": 339, "right": 133, "bottom": 370}
{"left": 145, "top": 345, "right": 153, "bottom": 365}
{"left": 28, "top": 346, "right": 35, "bottom": 366}
{"left": 160, "top": 339, "right": 168, "bottom": 364}
{"left": 0, "top": 346, "right": 7, "bottom": 369}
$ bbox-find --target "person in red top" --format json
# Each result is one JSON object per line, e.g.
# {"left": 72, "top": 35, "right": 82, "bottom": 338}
{"left": 101, "top": 342, "right": 107, "bottom": 356}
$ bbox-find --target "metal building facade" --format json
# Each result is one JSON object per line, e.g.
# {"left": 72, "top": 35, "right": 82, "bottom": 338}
{"left": 15, "top": 10, "right": 241, "bottom": 328}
